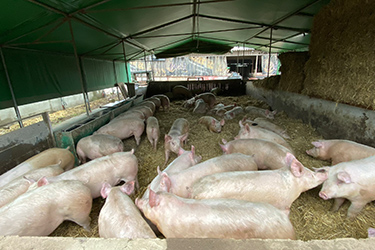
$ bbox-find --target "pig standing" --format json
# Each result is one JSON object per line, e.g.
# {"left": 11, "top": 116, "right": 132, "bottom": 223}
{"left": 252, "top": 117, "right": 290, "bottom": 139}
{"left": 145, "top": 97, "right": 161, "bottom": 111}
{"left": 182, "top": 97, "right": 195, "bottom": 110}
{"left": 172, "top": 85, "right": 193, "bottom": 99}
{"left": 194, "top": 92, "right": 216, "bottom": 109}
{"left": 43, "top": 150, "right": 138, "bottom": 198}
{"left": 224, "top": 106, "right": 244, "bottom": 120}
{"left": 159, "top": 153, "right": 258, "bottom": 198}
{"left": 0, "top": 180, "right": 92, "bottom": 236}
{"left": 142, "top": 145, "right": 202, "bottom": 199}
{"left": 0, "top": 163, "right": 64, "bottom": 208}
{"left": 191, "top": 153, "right": 327, "bottom": 211}
{"left": 220, "top": 138, "right": 292, "bottom": 170}
{"left": 98, "top": 181, "right": 156, "bottom": 239}
{"left": 0, "top": 147, "right": 75, "bottom": 188}
{"left": 199, "top": 116, "right": 225, "bottom": 133}
{"left": 235, "top": 120, "right": 293, "bottom": 153}
{"left": 164, "top": 118, "right": 189, "bottom": 164}
{"left": 306, "top": 139, "right": 375, "bottom": 165}
{"left": 137, "top": 101, "right": 156, "bottom": 114}
{"left": 317, "top": 155, "right": 375, "bottom": 218}
{"left": 76, "top": 134, "right": 124, "bottom": 164}
{"left": 146, "top": 116, "right": 160, "bottom": 151}
{"left": 95, "top": 117, "right": 145, "bottom": 145}
{"left": 154, "top": 94, "right": 170, "bottom": 111}
{"left": 129, "top": 106, "right": 153, "bottom": 119}
{"left": 245, "top": 106, "right": 277, "bottom": 119}
{"left": 192, "top": 99, "right": 208, "bottom": 114}
{"left": 136, "top": 189, "right": 296, "bottom": 239}
{"left": 115, "top": 110, "right": 145, "bottom": 121}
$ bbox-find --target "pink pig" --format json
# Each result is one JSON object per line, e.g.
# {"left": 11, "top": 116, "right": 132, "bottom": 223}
{"left": 159, "top": 153, "right": 258, "bottom": 198}
{"left": 220, "top": 138, "right": 292, "bottom": 170}
{"left": 44, "top": 150, "right": 138, "bottom": 198}
{"left": 306, "top": 139, "right": 375, "bottom": 165}
{"left": 317, "top": 155, "right": 375, "bottom": 218}
{"left": 235, "top": 120, "right": 293, "bottom": 152}
{"left": 76, "top": 134, "right": 124, "bottom": 164}
{"left": 0, "top": 179, "right": 92, "bottom": 236}
{"left": 191, "top": 153, "right": 327, "bottom": 211}
{"left": 245, "top": 106, "right": 277, "bottom": 119}
{"left": 98, "top": 181, "right": 156, "bottom": 239}
{"left": 136, "top": 189, "right": 296, "bottom": 239}
{"left": 199, "top": 116, "right": 225, "bottom": 133}
{"left": 154, "top": 94, "right": 170, "bottom": 111}
{"left": 0, "top": 147, "right": 74, "bottom": 188}
{"left": 164, "top": 118, "right": 189, "bottom": 164}
{"left": 146, "top": 116, "right": 160, "bottom": 151}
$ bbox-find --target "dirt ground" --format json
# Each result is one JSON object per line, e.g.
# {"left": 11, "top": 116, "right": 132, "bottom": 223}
{"left": 6, "top": 94, "right": 374, "bottom": 240}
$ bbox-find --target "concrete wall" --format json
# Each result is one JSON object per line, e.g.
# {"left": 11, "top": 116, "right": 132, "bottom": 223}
{"left": 246, "top": 82, "right": 375, "bottom": 147}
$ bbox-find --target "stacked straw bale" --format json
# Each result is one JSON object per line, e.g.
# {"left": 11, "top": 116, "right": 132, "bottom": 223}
{"left": 278, "top": 52, "right": 309, "bottom": 93}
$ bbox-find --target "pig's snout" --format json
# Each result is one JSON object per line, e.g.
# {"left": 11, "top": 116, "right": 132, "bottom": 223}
{"left": 319, "top": 191, "right": 329, "bottom": 200}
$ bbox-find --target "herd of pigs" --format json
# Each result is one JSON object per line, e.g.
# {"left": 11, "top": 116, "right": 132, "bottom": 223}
{"left": 1, "top": 88, "right": 375, "bottom": 240}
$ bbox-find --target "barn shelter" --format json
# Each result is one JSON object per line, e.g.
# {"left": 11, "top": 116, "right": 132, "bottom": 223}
{"left": 2, "top": 0, "right": 375, "bottom": 249}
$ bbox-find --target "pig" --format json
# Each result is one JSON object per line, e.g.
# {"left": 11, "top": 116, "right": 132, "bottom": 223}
{"left": 172, "top": 85, "right": 193, "bottom": 99}
{"left": 145, "top": 97, "right": 161, "bottom": 111}
{"left": 76, "top": 134, "right": 124, "bottom": 164}
{"left": 142, "top": 145, "right": 202, "bottom": 199}
{"left": 95, "top": 117, "right": 145, "bottom": 145}
{"left": 252, "top": 117, "right": 290, "bottom": 139}
{"left": 159, "top": 153, "right": 258, "bottom": 198}
{"left": 191, "top": 153, "right": 327, "bottom": 211}
{"left": 42, "top": 150, "right": 138, "bottom": 198}
{"left": 146, "top": 116, "right": 160, "bottom": 151}
{"left": 137, "top": 101, "right": 156, "bottom": 114}
{"left": 194, "top": 92, "right": 216, "bottom": 109}
{"left": 0, "top": 179, "right": 92, "bottom": 236}
{"left": 0, "top": 147, "right": 75, "bottom": 188}
{"left": 220, "top": 138, "right": 293, "bottom": 170}
{"left": 154, "top": 94, "right": 170, "bottom": 111}
{"left": 98, "top": 181, "right": 156, "bottom": 239}
{"left": 136, "top": 189, "right": 296, "bottom": 239}
{"left": 368, "top": 228, "right": 375, "bottom": 238}
{"left": 115, "top": 110, "right": 145, "bottom": 121}
{"left": 129, "top": 106, "right": 153, "bottom": 119}
{"left": 198, "top": 116, "right": 225, "bottom": 133}
{"left": 164, "top": 118, "right": 189, "bottom": 164}
{"left": 224, "top": 106, "right": 244, "bottom": 120}
{"left": 306, "top": 139, "right": 375, "bottom": 165}
{"left": 182, "top": 97, "right": 196, "bottom": 110}
{"left": 235, "top": 120, "right": 293, "bottom": 153}
{"left": 317, "top": 155, "right": 375, "bottom": 218}
{"left": 192, "top": 99, "right": 208, "bottom": 114}
{"left": 245, "top": 106, "right": 277, "bottom": 119}
{"left": 0, "top": 163, "right": 64, "bottom": 208}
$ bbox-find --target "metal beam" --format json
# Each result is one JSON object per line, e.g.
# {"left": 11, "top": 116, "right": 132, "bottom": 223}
{"left": 86, "top": 0, "right": 234, "bottom": 13}
{"left": 8, "top": 40, "right": 72, "bottom": 46}
{"left": 267, "top": 28, "right": 273, "bottom": 78}
{"left": 68, "top": 19, "right": 90, "bottom": 116}
{"left": 244, "top": 0, "right": 323, "bottom": 42}
{"left": 0, "top": 47, "right": 24, "bottom": 128}
{"left": 254, "top": 35, "right": 309, "bottom": 46}
{"left": 121, "top": 41, "right": 130, "bottom": 83}
{"left": 192, "top": 0, "right": 198, "bottom": 38}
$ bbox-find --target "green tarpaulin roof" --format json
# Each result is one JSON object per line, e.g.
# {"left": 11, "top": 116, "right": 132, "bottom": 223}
{"left": 0, "top": 0, "right": 330, "bottom": 60}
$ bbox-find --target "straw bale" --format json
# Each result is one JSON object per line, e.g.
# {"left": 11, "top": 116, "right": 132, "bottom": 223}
{"left": 278, "top": 52, "right": 309, "bottom": 93}
{"left": 303, "top": 0, "right": 375, "bottom": 109}
{"left": 252, "top": 75, "right": 280, "bottom": 90}
{"left": 49, "top": 95, "right": 375, "bottom": 240}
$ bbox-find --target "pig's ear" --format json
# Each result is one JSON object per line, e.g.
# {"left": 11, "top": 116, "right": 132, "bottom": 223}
{"left": 311, "top": 141, "right": 324, "bottom": 148}
{"left": 219, "top": 143, "right": 227, "bottom": 153}
{"left": 368, "top": 228, "right": 375, "bottom": 238}
{"left": 220, "top": 119, "right": 225, "bottom": 126}
{"left": 313, "top": 166, "right": 330, "bottom": 173}
{"left": 160, "top": 172, "right": 171, "bottom": 192}
{"left": 149, "top": 188, "right": 160, "bottom": 208}
{"left": 165, "top": 134, "right": 172, "bottom": 143}
{"left": 337, "top": 171, "right": 352, "bottom": 184}
{"left": 37, "top": 176, "right": 49, "bottom": 187}
{"left": 120, "top": 181, "right": 135, "bottom": 195}
{"left": 157, "top": 166, "right": 162, "bottom": 175}
{"left": 245, "top": 123, "right": 251, "bottom": 132}
{"left": 100, "top": 182, "right": 112, "bottom": 199}
{"left": 239, "top": 120, "right": 244, "bottom": 128}
{"left": 287, "top": 153, "right": 304, "bottom": 177}
{"left": 222, "top": 138, "right": 227, "bottom": 144}
{"left": 191, "top": 145, "right": 195, "bottom": 154}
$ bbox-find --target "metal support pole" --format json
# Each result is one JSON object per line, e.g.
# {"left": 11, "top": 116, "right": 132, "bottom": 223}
{"left": 267, "top": 27, "right": 273, "bottom": 78}
{"left": 68, "top": 19, "right": 90, "bottom": 116}
{"left": 113, "top": 60, "right": 121, "bottom": 101}
{"left": 121, "top": 41, "right": 130, "bottom": 83}
{"left": 0, "top": 47, "right": 24, "bottom": 128}
{"left": 255, "top": 55, "right": 258, "bottom": 74}
{"left": 242, "top": 43, "right": 245, "bottom": 81}
{"left": 236, "top": 43, "right": 239, "bottom": 73}
{"left": 144, "top": 50, "right": 148, "bottom": 82}
{"left": 79, "top": 57, "right": 91, "bottom": 112}
{"left": 151, "top": 52, "right": 155, "bottom": 81}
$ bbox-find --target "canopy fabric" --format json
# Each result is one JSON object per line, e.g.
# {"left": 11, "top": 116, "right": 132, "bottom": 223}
{"left": 1, "top": 0, "right": 330, "bottom": 60}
